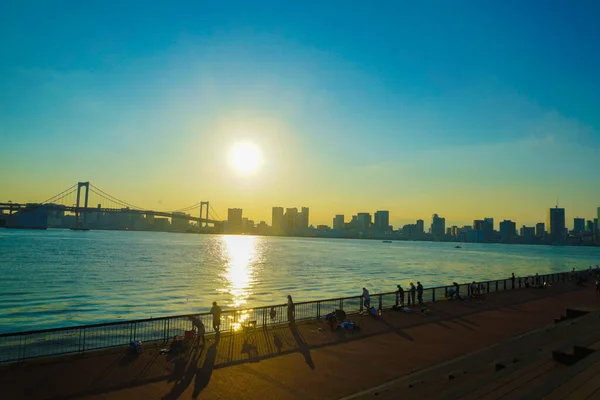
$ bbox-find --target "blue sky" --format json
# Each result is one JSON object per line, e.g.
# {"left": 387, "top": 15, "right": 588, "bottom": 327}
{"left": 1, "top": 1, "right": 599, "bottom": 227}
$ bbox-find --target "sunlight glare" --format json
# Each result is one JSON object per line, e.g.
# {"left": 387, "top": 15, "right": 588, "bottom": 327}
{"left": 229, "top": 142, "right": 261, "bottom": 174}
{"left": 221, "top": 235, "right": 256, "bottom": 309}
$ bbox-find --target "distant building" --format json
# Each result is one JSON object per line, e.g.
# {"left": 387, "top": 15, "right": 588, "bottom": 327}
{"left": 484, "top": 217, "right": 494, "bottom": 231}
{"left": 284, "top": 208, "right": 298, "bottom": 233}
{"left": 416, "top": 219, "right": 424, "bottom": 235}
{"left": 374, "top": 210, "right": 390, "bottom": 232}
{"left": 586, "top": 220, "right": 595, "bottom": 233}
{"left": 573, "top": 218, "right": 585, "bottom": 234}
{"left": 296, "top": 207, "right": 309, "bottom": 230}
{"left": 597, "top": 207, "right": 600, "bottom": 231}
{"left": 431, "top": 214, "right": 445, "bottom": 236}
{"left": 473, "top": 220, "right": 484, "bottom": 231}
{"left": 272, "top": 207, "right": 284, "bottom": 234}
{"left": 256, "top": 221, "right": 269, "bottom": 235}
{"left": 450, "top": 225, "right": 458, "bottom": 237}
{"left": 535, "top": 222, "right": 545, "bottom": 238}
{"left": 520, "top": 225, "right": 536, "bottom": 240}
{"left": 595, "top": 218, "right": 599, "bottom": 234}
{"left": 316, "top": 224, "right": 330, "bottom": 231}
{"left": 333, "top": 214, "right": 345, "bottom": 230}
{"left": 499, "top": 220, "right": 516, "bottom": 242}
{"left": 547, "top": 207, "right": 566, "bottom": 242}
{"left": 227, "top": 208, "right": 243, "bottom": 233}
{"left": 242, "top": 218, "right": 254, "bottom": 233}
{"left": 356, "top": 213, "right": 372, "bottom": 232}
{"left": 402, "top": 224, "right": 416, "bottom": 235}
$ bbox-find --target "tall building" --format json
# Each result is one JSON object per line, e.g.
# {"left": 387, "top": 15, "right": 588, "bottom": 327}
{"left": 473, "top": 220, "right": 484, "bottom": 231}
{"left": 573, "top": 218, "right": 585, "bottom": 234}
{"left": 356, "top": 213, "right": 372, "bottom": 231}
{"left": 227, "top": 208, "right": 243, "bottom": 233}
{"left": 597, "top": 207, "right": 600, "bottom": 231}
{"left": 374, "top": 210, "right": 390, "bottom": 232}
{"left": 416, "top": 219, "right": 424, "bottom": 235}
{"left": 586, "top": 220, "right": 595, "bottom": 232}
{"left": 499, "top": 220, "right": 516, "bottom": 242}
{"left": 547, "top": 207, "right": 566, "bottom": 242}
{"left": 520, "top": 225, "right": 535, "bottom": 240}
{"left": 284, "top": 208, "right": 298, "bottom": 234}
{"left": 296, "top": 207, "right": 309, "bottom": 230}
{"left": 271, "top": 207, "right": 284, "bottom": 234}
{"left": 484, "top": 217, "right": 494, "bottom": 231}
{"left": 595, "top": 218, "right": 599, "bottom": 234}
{"left": 333, "top": 214, "right": 345, "bottom": 230}
{"left": 535, "top": 222, "right": 545, "bottom": 238}
{"left": 431, "top": 214, "right": 445, "bottom": 236}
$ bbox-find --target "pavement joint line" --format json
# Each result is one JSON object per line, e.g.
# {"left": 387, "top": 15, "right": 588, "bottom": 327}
{"left": 336, "top": 313, "right": 567, "bottom": 400}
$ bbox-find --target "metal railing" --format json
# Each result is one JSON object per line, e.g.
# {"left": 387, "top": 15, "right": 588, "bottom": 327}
{"left": 0, "top": 270, "right": 583, "bottom": 364}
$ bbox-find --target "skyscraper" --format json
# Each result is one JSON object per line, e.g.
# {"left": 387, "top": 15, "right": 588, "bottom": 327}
{"left": 499, "top": 220, "right": 516, "bottom": 242}
{"left": 374, "top": 210, "right": 390, "bottom": 232}
{"left": 547, "top": 207, "right": 566, "bottom": 242}
{"left": 227, "top": 208, "right": 243, "bottom": 233}
{"left": 573, "top": 218, "right": 585, "bottom": 234}
{"left": 356, "top": 213, "right": 372, "bottom": 231}
{"left": 484, "top": 217, "right": 494, "bottom": 231}
{"left": 284, "top": 208, "right": 298, "bottom": 234}
{"left": 535, "top": 222, "right": 545, "bottom": 238}
{"left": 333, "top": 214, "right": 345, "bottom": 230}
{"left": 431, "top": 214, "right": 445, "bottom": 236}
{"left": 272, "top": 207, "right": 284, "bottom": 234}
{"left": 296, "top": 207, "right": 309, "bottom": 230}
{"left": 416, "top": 219, "right": 424, "bottom": 234}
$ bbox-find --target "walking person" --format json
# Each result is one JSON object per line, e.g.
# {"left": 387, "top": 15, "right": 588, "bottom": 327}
{"left": 409, "top": 283, "right": 416, "bottom": 307}
{"left": 511, "top": 273, "right": 516, "bottom": 289}
{"left": 210, "top": 301, "right": 222, "bottom": 332}
{"left": 450, "top": 282, "right": 462, "bottom": 300}
{"left": 396, "top": 284, "right": 405, "bottom": 307}
{"left": 416, "top": 282, "right": 424, "bottom": 305}
{"left": 362, "top": 287, "right": 371, "bottom": 312}
{"left": 287, "top": 295, "right": 295, "bottom": 323}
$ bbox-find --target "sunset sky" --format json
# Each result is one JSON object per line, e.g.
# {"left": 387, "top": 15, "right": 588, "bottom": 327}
{"left": 1, "top": 1, "right": 599, "bottom": 228}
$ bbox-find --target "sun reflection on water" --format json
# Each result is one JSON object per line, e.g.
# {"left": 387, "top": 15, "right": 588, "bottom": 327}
{"left": 220, "top": 236, "right": 258, "bottom": 330}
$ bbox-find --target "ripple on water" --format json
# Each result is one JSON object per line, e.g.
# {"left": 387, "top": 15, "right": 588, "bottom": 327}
{"left": 1, "top": 231, "right": 599, "bottom": 333}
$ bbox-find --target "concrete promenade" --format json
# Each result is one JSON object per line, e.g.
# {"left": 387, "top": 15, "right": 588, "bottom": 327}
{"left": 1, "top": 280, "right": 599, "bottom": 400}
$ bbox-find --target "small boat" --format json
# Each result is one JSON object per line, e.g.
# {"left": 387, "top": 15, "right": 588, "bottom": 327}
{"left": 382, "top": 240, "right": 392, "bottom": 243}
{"left": 455, "top": 245, "right": 461, "bottom": 248}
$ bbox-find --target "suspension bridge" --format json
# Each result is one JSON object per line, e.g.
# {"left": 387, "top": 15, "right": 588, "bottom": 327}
{"left": 0, "top": 182, "right": 223, "bottom": 231}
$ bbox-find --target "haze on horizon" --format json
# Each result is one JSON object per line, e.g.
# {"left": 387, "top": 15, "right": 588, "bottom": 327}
{"left": 1, "top": 1, "right": 599, "bottom": 228}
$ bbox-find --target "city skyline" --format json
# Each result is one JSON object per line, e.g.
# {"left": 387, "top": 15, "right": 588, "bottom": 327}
{"left": 2, "top": 2, "right": 600, "bottom": 225}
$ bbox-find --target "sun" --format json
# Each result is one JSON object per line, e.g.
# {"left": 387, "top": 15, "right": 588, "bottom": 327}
{"left": 229, "top": 142, "right": 261, "bottom": 174}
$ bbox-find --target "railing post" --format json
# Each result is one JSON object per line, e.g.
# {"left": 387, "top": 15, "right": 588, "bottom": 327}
{"left": 360, "top": 296, "right": 363, "bottom": 313}
{"left": 340, "top": 299, "right": 343, "bottom": 310}
{"left": 503, "top": 280, "right": 506, "bottom": 291}
{"left": 317, "top": 301, "right": 321, "bottom": 320}
{"left": 432, "top": 288, "right": 436, "bottom": 302}
{"left": 467, "top": 284, "right": 471, "bottom": 297}
{"left": 378, "top": 294, "right": 382, "bottom": 310}
{"left": 487, "top": 282, "right": 490, "bottom": 293}
{"left": 495, "top": 281, "right": 499, "bottom": 291}
{"left": 82, "top": 329, "right": 86, "bottom": 354}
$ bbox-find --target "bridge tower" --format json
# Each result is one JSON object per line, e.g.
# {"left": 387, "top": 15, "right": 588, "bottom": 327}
{"left": 74, "top": 182, "right": 90, "bottom": 229}
{"left": 200, "top": 201, "right": 209, "bottom": 229}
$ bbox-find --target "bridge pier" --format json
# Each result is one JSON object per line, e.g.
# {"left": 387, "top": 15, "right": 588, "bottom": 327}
{"left": 200, "top": 201, "right": 209, "bottom": 229}
{"left": 74, "top": 182, "right": 90, "bottom": 230}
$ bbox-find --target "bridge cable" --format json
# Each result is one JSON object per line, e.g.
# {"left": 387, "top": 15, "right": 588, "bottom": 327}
{"left": 40, "top": 184, "right": 78, "bottom": 204}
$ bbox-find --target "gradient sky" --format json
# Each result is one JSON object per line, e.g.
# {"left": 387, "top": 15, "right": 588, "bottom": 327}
{"left": 1, "top": 1, "right": 599, "bottom": 228}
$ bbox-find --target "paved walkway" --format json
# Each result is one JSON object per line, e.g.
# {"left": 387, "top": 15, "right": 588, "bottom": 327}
{"left": 1, "top": 281, "right": 598, "bottom": 400}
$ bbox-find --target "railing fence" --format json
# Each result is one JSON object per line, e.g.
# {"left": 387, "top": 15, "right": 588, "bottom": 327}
{"left": 0, "top": 269, "right": 588, "bottom": 364}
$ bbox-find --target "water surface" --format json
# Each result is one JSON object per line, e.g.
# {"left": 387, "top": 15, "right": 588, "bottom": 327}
{"left": 1, "top": 229, "right": 599, "bottom": 333}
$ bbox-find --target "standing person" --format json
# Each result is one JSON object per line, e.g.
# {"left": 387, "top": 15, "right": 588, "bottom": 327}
{"left": 396, "top": 284, "right": 405, "bottom": 307}
{"left": 362, "top": 288, "right": 371, "bottom": 312}
{"left": 287, "top": 295, "right": 295, "bottom": 323}
{"left": 416, "top": 282, "right": 424, "bottom": 305}
{"left": 210, "top": 301, "right": 222, "bottom": 332}
{"left": 451, "top": 282, "right": 462, "bottom": 300}
{"left": 511, "top": 273, "right": 516, "bottom": 289}
{"left": 409, "top": 283, "right": 416, "bottom": 306}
